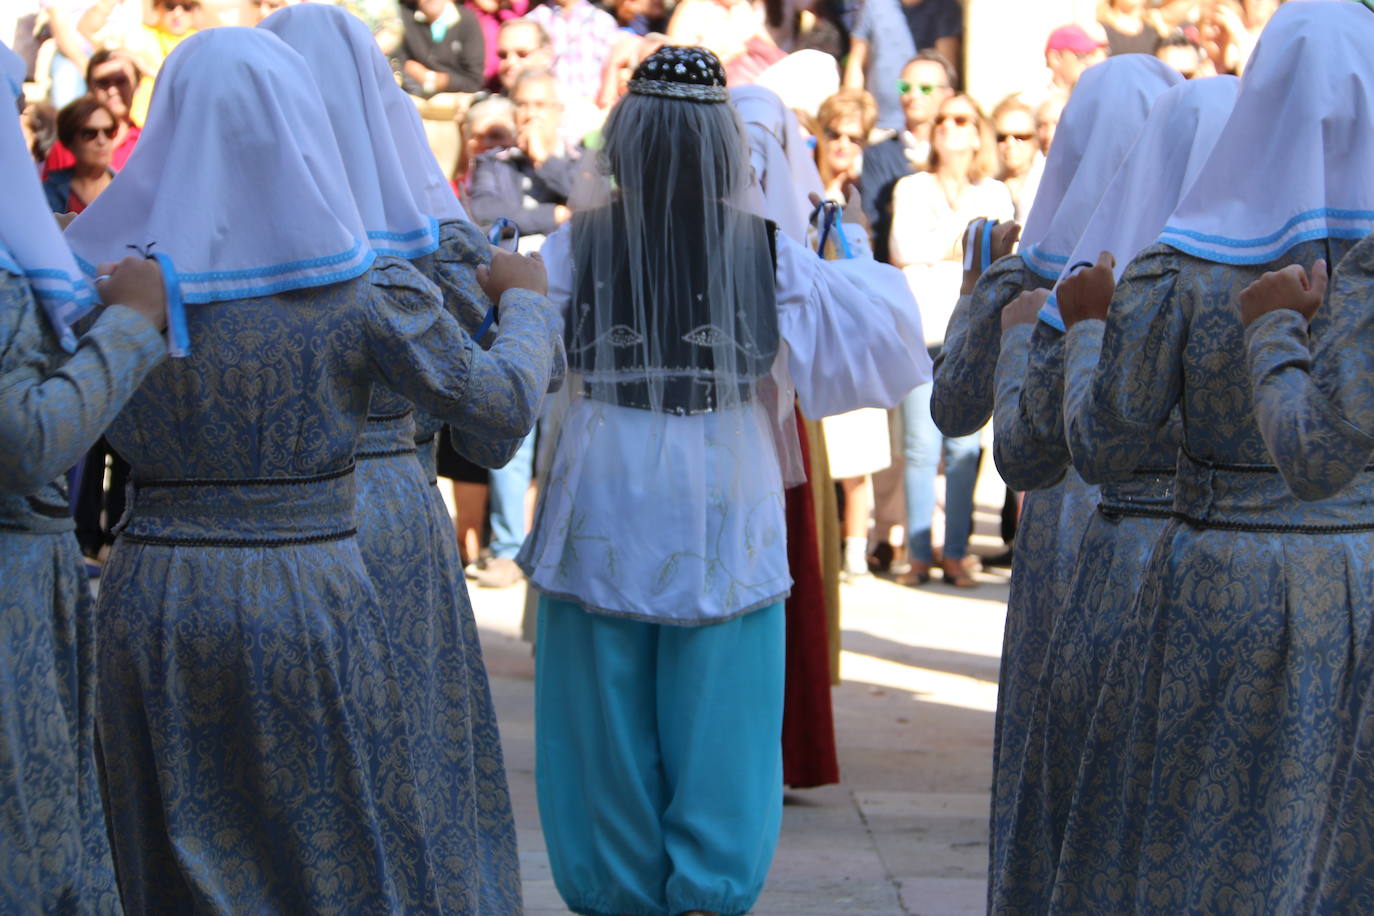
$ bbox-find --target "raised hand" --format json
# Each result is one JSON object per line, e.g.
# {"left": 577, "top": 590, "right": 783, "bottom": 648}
{"left": 477, "top": 247, "right": 549, "bottom": 301}
{"left": 1238, "top": 260, "right": 1327, "bottom": 328}
{"left": 963, "top": 218, "right": 1022, "bottom": 296}
{"left": 1057, "top": 251, "right": 1116, "bottom": 328}
{"left": 96, "top": 255, "right": 168, "bottom": 331}
{"left": 1001, "top": 288, "right": 1050, "bottom": 331}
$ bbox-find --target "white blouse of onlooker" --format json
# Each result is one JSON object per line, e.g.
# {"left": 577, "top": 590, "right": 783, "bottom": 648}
{"left": 888, "top": 170, "right": 1013, "bottom": 345}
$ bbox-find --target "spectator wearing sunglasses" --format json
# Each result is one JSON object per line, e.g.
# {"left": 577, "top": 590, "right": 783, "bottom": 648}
{"left": 990, "top": 95, "right": 1041, "bottom": 223}
{"left": 42, "top": 49, "right": 141, "bottom": 178}
{"left": 889, "top": 92, "right": 1011, "bottom": 587}
{"left": 858, "top": 50, "right": 955, "bottom": 263}
{"left": 844, "top": 0, "right": 961, "bottom": 131}
{"left": 42, "top": 95, "right": 117, "bottom": 214}
{"left": 78, "top": 0, "right": 199, "bottom": 124}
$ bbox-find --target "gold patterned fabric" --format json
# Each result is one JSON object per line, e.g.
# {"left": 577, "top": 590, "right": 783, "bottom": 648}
{"left": 0, "top": 272, "right": 164, "bottom": 913}
{"left": 1048, "top": 239, "right": 1371, "bottom": 913}
{"left": 95, "top": 256, "right": 560, "bottom": 912}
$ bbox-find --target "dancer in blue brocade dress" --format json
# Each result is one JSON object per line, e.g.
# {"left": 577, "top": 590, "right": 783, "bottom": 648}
{"left": 1239, "top": 230, "right": 1374, "bottom": 912}
{"left": 0, "top": 42, "right": 169, "bottom": 913}
{"left": 1050, "top": 5, "right": 1374, "bottom": 910}
{"left": 990, "top": 74, "right": 1238, "bottom": 913}
{"left": 961, "top": 54, "right": 1180, "bottom": 908}
{"left": 517, "top": 47, "right": 930, "bottom": 916}
{"left": 63, "top": 29, "right": 560, "bottom": 913}
{"left": 260, "top": 8, "right": 558, "bottom": 909}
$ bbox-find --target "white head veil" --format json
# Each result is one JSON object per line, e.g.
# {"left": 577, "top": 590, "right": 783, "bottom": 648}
{"left": 1159, "top": 1, "right": 1374, "bottom": 263}
{"left": 731, "top": 84, "right": 823, "bottom": 243}
{"left": 1038, "top": 76, "right": 1240, "bottom": 330}
{"left": 1017, "top": 55, "right": 1181, "bottom": 281}
{"left": 1, "top": 42, "right": 98, "bottom": 352}
{"left": 65, "top": 29, "right": 373, "bottom": 319}
{"left": 260, "top": 4, "right": 467, "bottom": 230}
{"left": 259, "top": 6, "right": 438, "bottom": 258}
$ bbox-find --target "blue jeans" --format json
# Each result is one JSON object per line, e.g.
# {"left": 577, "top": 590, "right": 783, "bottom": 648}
{"left": 487, "top": 429, "right": 535, "bottom": 558}
{"left": 901, "top": 381, "right": 980, "bottom": 563}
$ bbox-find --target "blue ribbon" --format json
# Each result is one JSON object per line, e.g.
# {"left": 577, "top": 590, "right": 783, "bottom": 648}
{"left": 809, "top": 200, "right": 855, "bottom": 260}
{"left": 980, "top": 219, "right": 995, "bottom": 273}
{"left": 152, "top": 252, "right": 190, "bottom": 357}
{"left": 475, "top": 218, "right": 521, "bottom": 341}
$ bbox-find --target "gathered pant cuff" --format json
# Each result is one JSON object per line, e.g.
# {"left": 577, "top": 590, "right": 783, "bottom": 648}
{"left": 566, "top": 897, "right": 755, "bottom": 916}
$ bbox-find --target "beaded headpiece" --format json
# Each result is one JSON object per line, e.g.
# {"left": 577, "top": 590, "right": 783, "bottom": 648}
{"left": 628, "top": 46, "right": 728, "bottom": 103}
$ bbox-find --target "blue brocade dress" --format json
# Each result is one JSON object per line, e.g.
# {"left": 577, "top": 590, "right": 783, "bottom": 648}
{"left": 1048, "top": 238, "right": 1368, "bottom": 914}
{"left": 987, "top": 318, "right": 1100, "bottom": 911}
{"left": 1238, "top": 233, "right": 1374, "bottom": 912}
{"left": 94, "top": 257, "right": 559, "bottom": 913}
{"left": 352, "top": 220, "right": 549, "bottom": 914}
{"left": 0, "top": 273, "right": 165, "bottom": 913}
{"left": 992, "top": 314, "right": 1181, "bottom": 911}
{"left": 928, "top": 254, "right": 1063, "bottom": 906}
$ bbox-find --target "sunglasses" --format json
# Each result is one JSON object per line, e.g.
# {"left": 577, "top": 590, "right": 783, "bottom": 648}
{"left": 997, "top": 132, "right": 1033, "bottom": 143}
{"left": 92, "top": 73, "right": 131, "bottom": 91}
{"left": 162, "top": 1, "right": 197, "bottom": 11}
{"left": 79, "top": 125, "right": 118, "bottom": 141}
{"left": 897, "top": 80, "right": 948, "bottom": 96}
{"left": 935, "top": 114, "right": 974, "bottom": 128}
{"left": 823, "top": 127, "right": 865, "bottom": 146}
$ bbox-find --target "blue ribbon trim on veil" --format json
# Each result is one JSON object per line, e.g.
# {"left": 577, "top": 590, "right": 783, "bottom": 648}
{"left": 152, "top": 251, "right": 191, "bottom": 357}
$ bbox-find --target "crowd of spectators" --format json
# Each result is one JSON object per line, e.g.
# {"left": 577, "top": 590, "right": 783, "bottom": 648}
{"left": 9, "top": 0, "right": 1290, "bottom": 587}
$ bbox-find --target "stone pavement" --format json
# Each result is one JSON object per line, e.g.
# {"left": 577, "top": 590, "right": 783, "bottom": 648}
{"left": 473, "top": 549, "right": 1008, "bottom": 916}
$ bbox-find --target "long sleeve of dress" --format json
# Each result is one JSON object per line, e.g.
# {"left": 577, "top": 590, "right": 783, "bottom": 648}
{"left": 363, "top": 259, "right": 560, "bottom": 443}
{"left": 428, "top": 220, "right": 566, "bottom": 468}
{"left": 931, "top": 254, "right": 1031, "bottom": 437}
{"left": 0, "top": 277, "right": 165, "bottom": 494}
{"left": 1061, "top": 249, "right": 1186, "bottom": 485}
{"left": 774, "top": 226, "right": 932, "bottom": 418}
{"left": 1244, "top": 254, "right": 1374, "bottom": 500}
{"left": 993, "top": 321, "right": 1069, "bottom": 491}
{"left": 429, "top": 219, "right": 542, "bottom": 468}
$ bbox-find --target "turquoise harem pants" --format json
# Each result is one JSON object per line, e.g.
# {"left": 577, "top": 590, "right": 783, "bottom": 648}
{"left": 534, "top": 597, "right": 786, "bottom": 916}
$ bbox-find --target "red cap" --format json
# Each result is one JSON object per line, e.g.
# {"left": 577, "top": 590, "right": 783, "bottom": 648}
{"left": 1045, "top": 24, "right": 1106, "bottom": 55}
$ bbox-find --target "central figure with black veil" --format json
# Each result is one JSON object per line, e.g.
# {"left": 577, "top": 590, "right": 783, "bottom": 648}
{"left": 517, "top": 45, "right": 929, "bottom": 916}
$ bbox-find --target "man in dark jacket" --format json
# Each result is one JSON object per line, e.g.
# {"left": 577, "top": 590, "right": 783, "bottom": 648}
{"left": 399, "top": 0, "right": 486, "bottom": 97}
{"left": 467, "top": 69, "right": 581, "bottom": 236}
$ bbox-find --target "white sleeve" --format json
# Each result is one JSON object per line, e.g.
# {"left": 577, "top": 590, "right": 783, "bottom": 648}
{"left": 539, "top": 223, "right": 574, "bottom": 317}
{"left": 776, "top": 227, "right": 932, "bottom": 419}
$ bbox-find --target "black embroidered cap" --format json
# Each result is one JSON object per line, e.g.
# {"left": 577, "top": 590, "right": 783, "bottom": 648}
{"left": 628, "top": 46, "right": 728, "bottom": 103}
